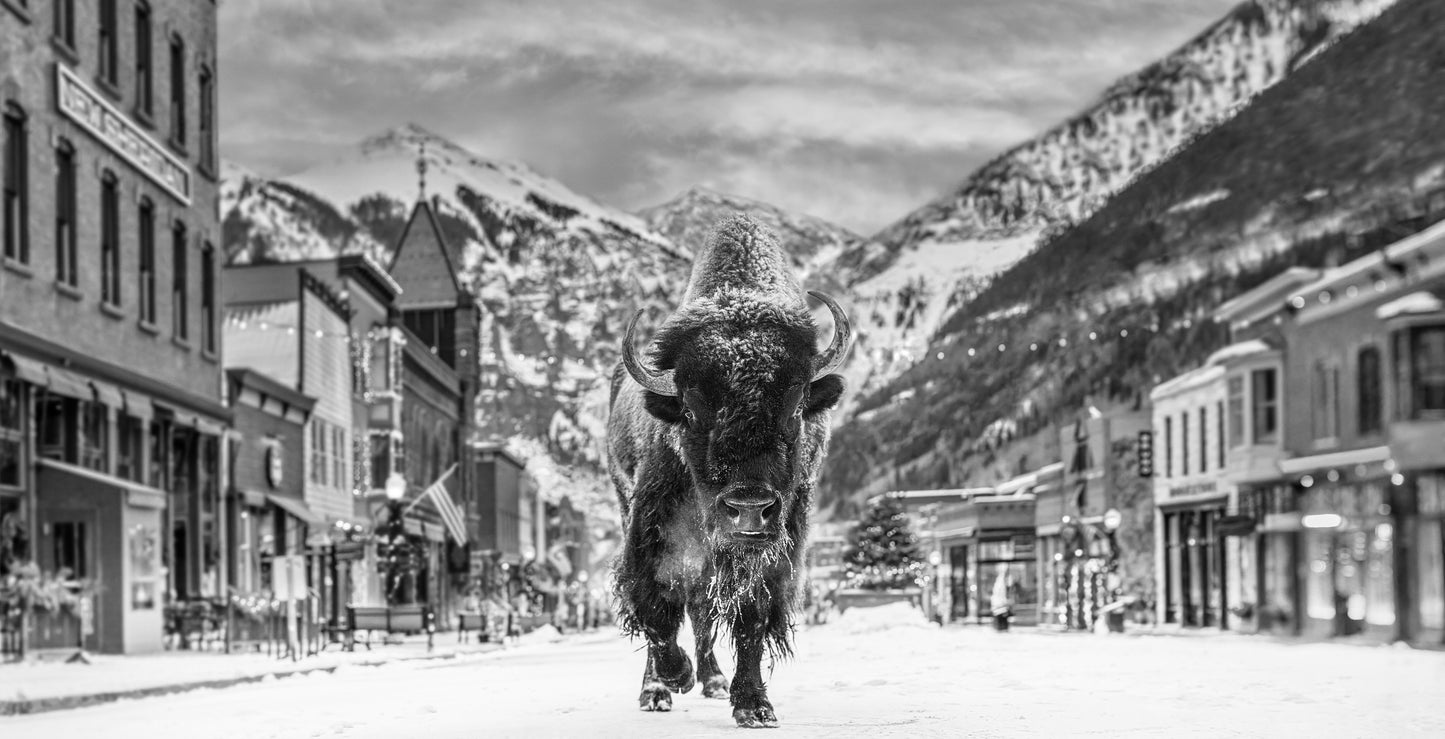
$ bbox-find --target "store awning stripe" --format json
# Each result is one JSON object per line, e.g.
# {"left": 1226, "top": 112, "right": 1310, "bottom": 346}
{"left": 3, "top": 353, "right": 49, "bottom": 385}
{"left": 90, "top": 379, "right": 123, "bottom": 409}
{"left": 121, "top": 389, "right": 154, "bottom": 421}
{"left": 45, "top": 366, "right": 92, "bottom": 399}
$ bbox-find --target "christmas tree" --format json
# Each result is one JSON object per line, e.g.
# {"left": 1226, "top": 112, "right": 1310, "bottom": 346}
{"left": 843, "top": 495, "right": 924, "bottom": 590}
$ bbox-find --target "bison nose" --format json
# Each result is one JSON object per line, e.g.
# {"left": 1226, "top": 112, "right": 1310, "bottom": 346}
{"left": 719, "top": 492, "right": 779, "bottom": 533}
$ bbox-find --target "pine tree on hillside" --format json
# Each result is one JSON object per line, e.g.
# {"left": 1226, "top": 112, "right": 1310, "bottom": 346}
{"left": 843, "top": 495, "right": 924, "bottom": 590}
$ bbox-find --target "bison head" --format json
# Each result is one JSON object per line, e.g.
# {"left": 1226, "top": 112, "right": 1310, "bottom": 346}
{"left": 622, "top": 288, "right": 851, "bottom": 553}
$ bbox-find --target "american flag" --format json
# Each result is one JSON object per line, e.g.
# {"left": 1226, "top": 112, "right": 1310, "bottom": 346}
{"left": 422, "top": 464, "right": 468, "bottom": 545}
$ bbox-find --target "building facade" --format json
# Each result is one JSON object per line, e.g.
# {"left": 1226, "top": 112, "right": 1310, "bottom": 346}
{"left": 2, "top": 0, "right": 222, "bottom": 654}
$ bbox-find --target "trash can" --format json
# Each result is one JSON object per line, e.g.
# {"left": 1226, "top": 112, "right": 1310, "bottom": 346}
{"left": 1106, "top": 609, "right": 1125, "bottom": 633}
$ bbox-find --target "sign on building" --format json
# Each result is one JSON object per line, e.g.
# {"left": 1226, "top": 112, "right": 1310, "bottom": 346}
{"left": 1137, "top": 430, "right": 1154, "bottom": 478}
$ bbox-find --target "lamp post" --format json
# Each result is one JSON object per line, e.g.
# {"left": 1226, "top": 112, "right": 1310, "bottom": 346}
{"left": 384, "top": 473, "right": 407, "bottom": 605}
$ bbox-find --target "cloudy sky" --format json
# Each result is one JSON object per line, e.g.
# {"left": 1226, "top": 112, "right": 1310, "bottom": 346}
{"left": 219, "top": 0, "right": 1237, "bottom": 235}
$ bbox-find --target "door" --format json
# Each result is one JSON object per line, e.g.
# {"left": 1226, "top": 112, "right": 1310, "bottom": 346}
{"left": 948, "top": 545, "right": 969, "bottom": 621}
{"left": 35, "top": 510, "right": 99, "bottom": 651}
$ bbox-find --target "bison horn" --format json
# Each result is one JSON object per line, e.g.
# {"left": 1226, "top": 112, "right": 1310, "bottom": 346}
{"left": 622, "top": 309, "right": 679, "bottom": 397}
{"left": 809, "top": 290, "right": 853, "bottom": 381}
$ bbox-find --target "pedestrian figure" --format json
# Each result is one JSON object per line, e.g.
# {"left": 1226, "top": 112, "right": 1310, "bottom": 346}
{"left": 991, "top": 564, "right": 1013, "bottom": 632}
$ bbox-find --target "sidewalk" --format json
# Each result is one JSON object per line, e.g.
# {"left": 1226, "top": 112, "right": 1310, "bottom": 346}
{"left": 0, "top": 632, "right": 524, "bottom": 716}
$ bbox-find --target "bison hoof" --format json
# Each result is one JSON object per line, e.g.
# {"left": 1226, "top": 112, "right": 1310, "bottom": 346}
{"left": 732, "top": 705, "right": 779, "bottom": 728}
{"left": 702, "top": 675, "right": 730, "bottom": 699}
{"left": 639, "top": 682, "right": 673, "bottom": 712}
{"left": 657, "top": 652, "right": 696, "bottom": 694}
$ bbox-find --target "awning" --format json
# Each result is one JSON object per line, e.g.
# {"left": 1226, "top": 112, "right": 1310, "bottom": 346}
{"left": 1218, "top": 514, "right": 1257, "bottom": 537}
{"left": 2, "top": 353, "right": 49, "bottom": 385}
{"left": 1279, "top": 446, "right": 1392, "bottom": 475}
{"left": 266, "top": 493, "right": 325, "bottom": 527}
{"left": 422, "top": 522, "right": 446, "bottom": 543}
{"left": 45, "top": 365, "right": 92, "bottom": 399}
{"left": 90, "top": 379, "right": 123, "bottom": 409}
{"left": 121, "top": 389, "right": 154, "bottom": 421}
{"left": 195, "top": 416, "right": 226, "bottom": 436}
{"left": 239, "top": 488, "right": 268, "bottom": 508}
{"left": 154, "top": 401, "right": 199, "bottom": 428}
{"left": 403, "top": 518, "right": 424, "bottom": 537}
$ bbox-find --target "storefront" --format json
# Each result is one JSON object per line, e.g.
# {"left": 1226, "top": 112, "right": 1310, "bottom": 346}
{"left": 1410, "top": 473, "right": 1445, "bottom": 646}
{"left": 1160, "top": 500, "right": 1226, "bottom": 628}
{"left": 936, "top": 493, "right": 1038, "bottom": 626}
{"left": 1298, "top": 480, "right": 1397, "bottom": 641}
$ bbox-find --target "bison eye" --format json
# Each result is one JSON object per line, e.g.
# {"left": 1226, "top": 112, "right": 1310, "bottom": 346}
{"left": 682, "top": 407, "right": 696, "bottom": 425}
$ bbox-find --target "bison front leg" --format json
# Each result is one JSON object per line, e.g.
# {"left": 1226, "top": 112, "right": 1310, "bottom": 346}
{"left": 636, "top": 597, "right": 695, "bottom": 711}
{"left": 728, "top": 618, "right": 778, "bottom": 728}
{"left": 687, "top": 592, "right": 729, "bottom": 699}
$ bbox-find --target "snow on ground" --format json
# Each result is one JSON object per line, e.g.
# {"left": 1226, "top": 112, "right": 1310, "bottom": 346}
{"left": 4, "top": 606, "right": 1444, "bottom": 738}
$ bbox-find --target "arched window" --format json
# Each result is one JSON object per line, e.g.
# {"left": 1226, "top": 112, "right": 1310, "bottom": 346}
{"left": 101, "top": 170, "right": 120, "bottom": 305}
{"left": 2, "top": 103, "right": 27, "bottom": 264}
{"left": 55, "top": 138, "right": 77, "bottom": 283}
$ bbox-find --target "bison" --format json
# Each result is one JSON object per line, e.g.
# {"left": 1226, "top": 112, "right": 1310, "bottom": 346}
{"left": 607, "top": 215, "right": 852, "bottom": 728}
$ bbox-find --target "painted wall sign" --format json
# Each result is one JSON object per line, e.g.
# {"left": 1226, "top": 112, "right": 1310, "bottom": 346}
{"left": 266, "top": 445, "right": 284, "bottom": 489}
{"left": 1168, "top": 480, "right": 1218, "bottom": 498}
{"left": 55, "top": 64, "right": 192, "bottom": 205}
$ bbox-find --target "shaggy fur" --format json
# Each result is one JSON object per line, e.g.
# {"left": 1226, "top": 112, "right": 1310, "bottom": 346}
{"left": 607, "top": 215, "right": 847, "bottom": 727}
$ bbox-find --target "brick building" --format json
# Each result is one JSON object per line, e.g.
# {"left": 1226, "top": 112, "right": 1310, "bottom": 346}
{"left": 2, "top": 0, "right": 222, "bottom": 654}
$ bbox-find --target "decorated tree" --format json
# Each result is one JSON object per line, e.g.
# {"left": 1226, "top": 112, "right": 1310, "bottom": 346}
{"left": 843, "top": 495, "right": 924, "bottom": 590}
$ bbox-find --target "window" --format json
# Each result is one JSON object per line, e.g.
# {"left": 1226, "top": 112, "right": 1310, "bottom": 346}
{"left": 98, "top": 0, "right": 118, "bottom": 85}
{"left": 1198, "top": 406, "right": 1207, "bottom": 474}
{"left": 309, "top": 419, "right": 327, "bottom": 486}
{"left": 332, "top": 425, "right": 346, "bottom": 489}
{"left": 117, "top": 415, "right": 145, "bottom": 483}
{"left": 138, "top": 199, "right": 156, "bottom": 323}
{"left": 101, "top": 170, "right": 120, "bottom": 304}
{"left": 1163, "top": 417, "right": 1172, "bottom": 479}
{"left": 200, "top": 243, "right": 215, "bottom": 352}
{"left": 1358, "top": 346, "right": 1383, "bottom": 434}
{"left": 53, "top": 0, "right": 74, "bottom": 48}
{"left": 51, "top": 521, "right": 88, "bottom": 579}
{"left": 135, "top": 2, "right": 153, "bottom": 116}
{"left": 3, "top": 104, "right": 27, "bottom": 264}
{"left": 55, "top": 139, "right": 77, "bottom": 284}
{"left": 199, "top": 66, "right": 215, "bottom": 170}
{"left": 1250, "top": 368, "right": 1278, "bottom": 443}
{"left": 37, "top": 396, "right": 73, "bottom": 462}
{"left": 1181, "top": 411, "right": 1189, "bottom": 476}
{"left": 0, "top": 379, "right": 22, "bottom": 487}
{"left": 169, "top": 35, "right": 186, "bottom": 146}
{"left": 172, "top": 221, "right": 188, "bottom": 339}
{"left": 1313, "top": 362, "right": 1339, "bottom": 440}
{"left": 1216, "top": 400, "right": 1225, "bottom": 470}
{"left": 1407, "top": 326, "right": 1445, "bottom": 417}
{"left": 370, "top": 432, "right": 391, "bottom": 489}
{"left": 79, "top": 400, "right": 107, "bottom": 472}
{"left": 403, "top": 309, "right": 456, "bottom": 366}
{"left": 1227, "top": 376, "right": 1244, "bottom": 448}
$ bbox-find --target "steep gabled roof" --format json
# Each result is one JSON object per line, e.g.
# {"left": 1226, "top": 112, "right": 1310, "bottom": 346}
{"left": 388, "top": 198, "right": 464, "bottom": 307}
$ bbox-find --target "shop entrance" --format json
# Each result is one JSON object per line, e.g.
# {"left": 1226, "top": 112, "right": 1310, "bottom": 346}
{"left": 34, "top": 509, "right": 98, "bottom": 651}
{"left": 1163, "top": 507, "right": 1225, "bottom": 627}
{"left": 947, "top": 545, "right": 969, "bottom": 621}
{"left": 1303, "top": 524, "right": 1395, "bottom": 638}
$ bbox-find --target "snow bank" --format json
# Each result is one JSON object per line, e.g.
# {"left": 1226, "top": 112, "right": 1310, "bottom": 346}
{"left": 826, "top": 601, "right": 934, "bottom": 636}
{"left": 516, "top": 624, "right": 565, "bottom": 646}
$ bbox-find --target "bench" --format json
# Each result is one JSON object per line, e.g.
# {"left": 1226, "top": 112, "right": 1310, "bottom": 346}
{"left": 344, "top": 604, "right": 435, "bottom": 651}
{"left": 456, "top": 611, "right": 496, "bottom": 643}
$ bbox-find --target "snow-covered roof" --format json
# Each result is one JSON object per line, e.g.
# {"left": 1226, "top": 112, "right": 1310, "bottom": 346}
{"left": 1149, "top": 363, "right": 1225, "bottom": 401}
{"left": 1375, "top": 291, "right": 1445, "bottom": 320}
{"left": 1205, "top": 339, "right": 1274, "bottom": 366}
{"left": 1213, "top": 267, "right": 1320, "bottom": 325}
{"left": 1290, "top": 219, "right": 1445, "bottom": 322}
{"left": 995, "top": 462, "right": 1065, "bottom": 495}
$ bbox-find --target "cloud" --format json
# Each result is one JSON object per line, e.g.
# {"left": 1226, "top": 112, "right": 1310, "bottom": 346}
{"left": 219, "top": 0, "right": 1241, "bottom": 234}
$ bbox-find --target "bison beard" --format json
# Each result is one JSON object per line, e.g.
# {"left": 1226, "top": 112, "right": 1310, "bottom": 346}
{"left": 607, "top": 214, "right": 849, "bottom": 728}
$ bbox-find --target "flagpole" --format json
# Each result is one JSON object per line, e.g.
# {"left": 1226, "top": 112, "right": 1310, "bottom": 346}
{"left": 401, "top": 462, "right": 459, "bottom": 515}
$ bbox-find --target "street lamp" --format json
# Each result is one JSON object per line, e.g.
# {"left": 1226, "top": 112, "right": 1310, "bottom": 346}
{"left": 384, "top": 473, "right": 407, "bottom": 605}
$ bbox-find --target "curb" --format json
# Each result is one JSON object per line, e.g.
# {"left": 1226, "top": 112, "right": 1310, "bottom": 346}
{"left": 0, "top": 643, "right": 507, "bottom": 717}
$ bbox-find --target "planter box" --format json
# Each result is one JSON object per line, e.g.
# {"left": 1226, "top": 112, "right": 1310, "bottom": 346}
{"left": 832, "top": 589, "right": 922, "bottom": 614}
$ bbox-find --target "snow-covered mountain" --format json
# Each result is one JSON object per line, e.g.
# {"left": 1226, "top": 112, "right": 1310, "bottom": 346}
{"left": 638, "top": 186, "right": 862, "bottom": 291}
{"left": 221, "top": 125, "right": 873, "bottom": 522}
{"left": 819, "top": 0, "right": 1394, "bottom": 399}
{"left": 817, "top": 0, "right": 1440, "bottom": 516}
{"left": 224, "top": 125, "right": 700, "bottom": 522}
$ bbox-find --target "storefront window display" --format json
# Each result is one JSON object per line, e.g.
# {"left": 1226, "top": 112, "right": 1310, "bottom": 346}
{"left": 1417, "top": 475, "right": 1445, "bottom": 636}
{"left": 1301, "top": 482, "right": 1394, "bottom": 636}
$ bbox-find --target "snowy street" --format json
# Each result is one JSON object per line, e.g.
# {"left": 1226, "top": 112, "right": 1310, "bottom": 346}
{"left": 3, "top": 604, "right": 1443, "bottom": 738}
